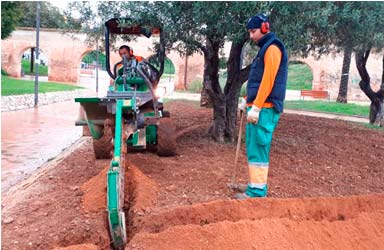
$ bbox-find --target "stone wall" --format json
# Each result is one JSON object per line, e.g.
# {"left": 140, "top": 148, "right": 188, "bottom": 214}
{"left": 293, "top": 52, "right": 382, "bottom": 101}
{"left": 1, "top": 89, "right": 91, "bottom": 112}
{"left": 172, "top": 54, "right": 204, "bottom": 90}
{"left": 1, "top": 28, "right": 204, "bottom": 89}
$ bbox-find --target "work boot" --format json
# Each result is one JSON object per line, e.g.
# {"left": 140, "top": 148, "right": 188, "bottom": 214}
{"left": 236, "top": 183, "right": 248, "bottom": 192}
{"left": 233, "top": 192, "right": 252, "bottom": 200}
{"left": 227, "top": 183, "right": 248, "bottom": 192}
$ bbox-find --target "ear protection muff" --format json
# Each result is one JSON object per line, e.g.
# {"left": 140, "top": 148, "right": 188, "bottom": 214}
{"left": 261, "top": 21, "right": 270, "bottom": 34}
{"left": 257, "top": 14, "right": 270, "bottom": 34}
{"left": 129, "top": 49, "right": 134, "bottom": 56}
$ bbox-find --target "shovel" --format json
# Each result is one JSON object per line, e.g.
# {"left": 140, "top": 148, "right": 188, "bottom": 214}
{"left": 227, "top": 110, "right": 246, "bottom": 190}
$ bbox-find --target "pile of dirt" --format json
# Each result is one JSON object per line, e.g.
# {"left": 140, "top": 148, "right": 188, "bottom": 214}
{"left": 2, "top": 100, "right": 384, "bottom": 250}
{"left": 81, "top": 166, "right": 109, "bottom": 213}
{"left": 133, "top": 193, "right": 384, "bottom": 235}
{"left": 129, "top": 209, "right": 384, "bottom": 250}
{"left": 53, "top": 244, "right": 99, "bottom": 250}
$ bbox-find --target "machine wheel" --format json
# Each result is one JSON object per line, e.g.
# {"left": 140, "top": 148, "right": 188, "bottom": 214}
{"left": 93, "top": 119, "right": 114, "bottom": 159}
{"left": 157, "top": 118, "right": 177, "bottom": 156}
{"left": 83, "top": 126, "right": 91, "bottom": 136}
{"left": 162, "top": 110, "right": 171, "bottom": 118}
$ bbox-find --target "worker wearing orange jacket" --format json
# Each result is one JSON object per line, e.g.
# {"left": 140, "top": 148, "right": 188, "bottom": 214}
{"left": 235, "top": 14, "right": 288, "bottom": 199}
{"left": 110, "top": 45, "right": 144, "bottom": 87}
{"left": 115, "top": 45, "right": 144, "bottom": 73}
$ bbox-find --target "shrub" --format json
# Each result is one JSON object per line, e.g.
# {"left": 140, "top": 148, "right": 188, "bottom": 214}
{"left": 188, "top": 79, "right": 203, "bottom": 93}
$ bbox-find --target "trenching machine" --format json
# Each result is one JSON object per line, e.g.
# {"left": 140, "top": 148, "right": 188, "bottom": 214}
{"left": 75, "top": 18, "right": 176, "bottom": 249}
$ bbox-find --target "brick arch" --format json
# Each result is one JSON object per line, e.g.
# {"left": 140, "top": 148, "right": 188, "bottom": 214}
{"left": 14, "top": 45, "right": 36, "bottom": 77}
{"left": 2, "top": 28, "right": 204, "bottom": 88}
{"left": 77, "top": 48, "right": 98, "bottom": 74}
{"left": 143, "top": 53, "right": 178, "bottom": 75}
{"left": 288, "top": 59, "right": 314, "bottom": 89}
{"left": 166, "top": 51, "right": 204, "bottom": 90}
{"left": 18, "top": 46, "right": 50, "bottom": 74}
{"left": 3, "top": 28, "right": 382, "bottom": 101}
{"left": 78, "top": 49, "right": 97, "bottom": 64}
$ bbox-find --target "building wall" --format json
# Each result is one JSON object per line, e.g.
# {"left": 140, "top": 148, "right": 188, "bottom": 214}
{"left": 1, "top": 28, "right": 204, "bottom": 88}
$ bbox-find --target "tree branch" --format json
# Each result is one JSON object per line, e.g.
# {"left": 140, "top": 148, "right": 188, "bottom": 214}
{"left": 356, "top": 49, "right": 377, "bottom": 102}
{"left": 238, "top": 64, "right": 251, "bottom": 84}
{"left": 381, "top": 54, "right": 384, "bottom": 90}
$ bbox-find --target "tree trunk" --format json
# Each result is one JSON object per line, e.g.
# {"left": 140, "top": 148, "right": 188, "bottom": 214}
{"left": 183, "top": 55, "right": 188, "bottom": 90}
{"left": 223, "top": 38, "right": 250, "bottom": 142}
{"left": 202, "top": 39, "right": 226, "bottom": 142}
{"left": 336, "top": 45, "right": 353, "bottom": 103}
{"left": 381, "top": 54, "right": 384, "bottom": 90}
{"left": 355, "top": 50, "right": 384, "bottom": 127}
{"left": 200, "top": 84, "right": 213, "bottom": 107}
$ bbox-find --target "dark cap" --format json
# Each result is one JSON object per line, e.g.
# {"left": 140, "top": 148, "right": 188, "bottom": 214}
{"left": 246, "top": 14, "right": 269, "bottom": 30}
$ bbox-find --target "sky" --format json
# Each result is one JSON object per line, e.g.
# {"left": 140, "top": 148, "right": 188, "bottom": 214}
{"left": 50, "top": 0, "right": 71, "bottom": 11}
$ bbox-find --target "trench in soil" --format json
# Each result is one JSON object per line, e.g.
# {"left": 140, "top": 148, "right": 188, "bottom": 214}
{"left": 121, "top": 162, "right": 384, "bottom": 248}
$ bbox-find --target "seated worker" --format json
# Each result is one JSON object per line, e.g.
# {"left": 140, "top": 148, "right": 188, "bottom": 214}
{"left": 109, "top": 45, "right": 144, "bottom": 86}
{"left": 114, "top": 45, "right": 144, "bottom": 75}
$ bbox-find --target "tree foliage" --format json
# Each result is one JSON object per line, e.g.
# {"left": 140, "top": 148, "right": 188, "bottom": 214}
{"left": 64, "top": 1, "right": 384, "bottom": 136}
{"left": 17, "top": 2, "right": 67, "bottom": 29}
{"left": 1, "top": 1, "right": 22, "bottom": 39}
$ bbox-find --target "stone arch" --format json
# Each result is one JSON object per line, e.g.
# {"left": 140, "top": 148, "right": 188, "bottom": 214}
{"left": 290, "top": 56, "right": 330, "bottom": 92}
{"left": 77, "top": 48, "right": 97, "bottom": 74}
{"left": 288, "top": 59, "right": 314, "bottom": 90}
{"left": 15, "top": 45, "right": 35, "bottom": 77}
{"left": 1, "top": 29, "right": 204, "bottom": 88}
{"left": 3, "top": 45, "right": 32, "bottom": 77}
{"left": 19, "top": 46, "right": 50, "bottom": 77}
{"left": 166, "top": 51, "right": 205, "bottom": 91}
{"left": 78, "top": 49, "right": 96, "bottom": 66}
{"left": 143, "top": 53, "right": 178, "bottom": 92}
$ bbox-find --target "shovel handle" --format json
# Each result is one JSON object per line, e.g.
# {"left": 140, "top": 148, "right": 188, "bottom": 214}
{"left": 230, "top": 111, "right": 244, "bottom": 184}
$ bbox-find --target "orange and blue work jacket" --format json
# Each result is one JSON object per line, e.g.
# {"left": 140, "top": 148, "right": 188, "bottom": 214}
{"left": 245, "top": 32, "right": 288, "bottom": 113}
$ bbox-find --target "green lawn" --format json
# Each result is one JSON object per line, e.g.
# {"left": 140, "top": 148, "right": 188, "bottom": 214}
{"left": 1, "top": 76, "right": 83, "bottom": 96}
{"left": 287, "top": 62, "right": 312, "bottom": 90}
{"left": 284, "top": 100, "right": 370, "bottom": 117}
{"left": 205, "top": 61, "right": 312, "bottom": 94}
{"left": 21, "top": 59, "right": 48, "bottom": 76}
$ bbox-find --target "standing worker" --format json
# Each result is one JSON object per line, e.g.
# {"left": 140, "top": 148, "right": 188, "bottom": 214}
{"left": 235, "top": 13, "right": 288, "bottom": 199}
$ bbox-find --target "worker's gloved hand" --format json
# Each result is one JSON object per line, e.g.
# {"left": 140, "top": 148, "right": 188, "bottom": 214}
{"left": 247, "top": 105, "right": 261, "bottom": 124}
{"left": 238, "top": 98, "right": 247, "bottom": 112}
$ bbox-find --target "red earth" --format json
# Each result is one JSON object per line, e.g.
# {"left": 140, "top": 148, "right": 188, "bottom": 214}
{"left": 2, "top": 100, "right": 384, "bottom": 250}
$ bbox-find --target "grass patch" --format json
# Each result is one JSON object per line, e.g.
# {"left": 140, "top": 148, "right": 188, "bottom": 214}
{"left": 284, "top": 100, "right": 370, "bottom": 117}
{"left": 180, "top": 60, "right": 312, "bottom": 95}
{"left": 21, "top": 59, "right": 48, "bottom": 76}
{"left": 186, "top": 79, "right": 203, "bottom": 93}
{"left": 287, "top": 62, "right": 312, "bottom": 90}
{"left": 363, "top": 123, "right": 384, "bottom": 130}
{"left": 184, "top": 61, "right": 312, "bottom": 94}
{"left": 1, "top": 76, "right": 83, "bottom": 96}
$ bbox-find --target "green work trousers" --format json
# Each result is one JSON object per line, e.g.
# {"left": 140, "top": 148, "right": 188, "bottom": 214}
{"left": 245, "top": 107, "right": 280, "bottom": 197}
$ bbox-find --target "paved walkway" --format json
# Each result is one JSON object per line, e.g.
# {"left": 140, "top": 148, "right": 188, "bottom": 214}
{"left": 1, "top": 100, "right": 82, "bottom": 193}
{"left": 284, "top": 109, "right": 368, "bottom": 123}
{"left": 1, "top": 90, "right": 370, "bottom": 193}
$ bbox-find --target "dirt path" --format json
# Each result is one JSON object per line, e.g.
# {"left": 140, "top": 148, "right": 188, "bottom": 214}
{"left": 2, "top": 100, "right": 384, "bottom": 250}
